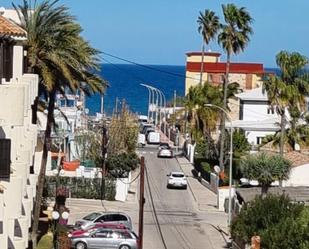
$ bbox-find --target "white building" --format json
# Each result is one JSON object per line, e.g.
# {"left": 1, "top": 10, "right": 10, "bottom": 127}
{"left": 0, "top": 12, "right": 39, "bottom": 249}
{"left": 230, "top": 87, "right": 280, "bottom": 146}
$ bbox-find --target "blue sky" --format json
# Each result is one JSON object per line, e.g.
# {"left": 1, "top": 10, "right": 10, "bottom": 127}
{"left": 2, "top": 0, "right": 309, "bottom": 67}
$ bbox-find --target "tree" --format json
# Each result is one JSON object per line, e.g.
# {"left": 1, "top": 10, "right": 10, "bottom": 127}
{"left": 240, "top": 153, "right": 291, "bottom": 194}
{"left": 197, "top": 9, "right": 220, "bottom": 85}
{"left": 263, "top": 51, "right": 309, "bottom": 155}
{"left": 218, "top": 3, "right": 253, "bottom": 170}
{"left": 107, "top": 102, "right": 139, "bottom": 155}
{"left": 14, "top": 1, "right": 107, "bottom": 247}
{"left": 231, "top": 194, "right": 309, "bottom": 249}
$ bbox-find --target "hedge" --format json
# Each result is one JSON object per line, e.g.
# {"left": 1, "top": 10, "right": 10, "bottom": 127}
{"left": 43, "top": 176, "right": 116, "bottom": 201}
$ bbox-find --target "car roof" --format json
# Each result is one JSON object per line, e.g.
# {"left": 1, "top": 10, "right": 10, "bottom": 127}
{"left": 170, "top": 171, "right": 185, "bottom": 175}
{"left": 92, "top": 223, "right": 128, "bottom": 229}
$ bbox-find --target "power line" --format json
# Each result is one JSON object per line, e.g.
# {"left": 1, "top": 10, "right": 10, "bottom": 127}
{"left": 102, "top": 51, "right": 197, "bottom": 81}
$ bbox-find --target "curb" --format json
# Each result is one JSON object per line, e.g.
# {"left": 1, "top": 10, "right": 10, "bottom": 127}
{"left": 175, "top": 156, "right": 197, "bottom": 203}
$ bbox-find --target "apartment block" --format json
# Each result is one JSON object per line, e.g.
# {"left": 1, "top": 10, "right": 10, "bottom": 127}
{"left": 0, "top": 12, "right": 38, "bottom": 249}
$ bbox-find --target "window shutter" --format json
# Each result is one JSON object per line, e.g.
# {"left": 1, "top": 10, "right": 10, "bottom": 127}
{"left": 0, "top": 139, "right": 11, "bottom": 179}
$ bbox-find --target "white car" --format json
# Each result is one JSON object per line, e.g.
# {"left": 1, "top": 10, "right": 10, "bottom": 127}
{"left": 157, "top": 143, "right": 173, "bottom": 158}
{"left": 167, "top": 171, "right": 187, "bottom": 189}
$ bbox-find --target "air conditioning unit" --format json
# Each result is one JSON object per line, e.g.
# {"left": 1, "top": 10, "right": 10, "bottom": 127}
{"left": 0, "top": 139, "right": 11, "bottom": 179}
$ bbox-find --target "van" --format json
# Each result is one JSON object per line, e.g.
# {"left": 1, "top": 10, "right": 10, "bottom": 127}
{"left": 138, "top": 115, "right": 148, "bottom": 124}
{"left": 147, "top": 131, "right": 160, "bottom": 144}
{"left": 137, "top": 133, "right": 146, "bottom": 147}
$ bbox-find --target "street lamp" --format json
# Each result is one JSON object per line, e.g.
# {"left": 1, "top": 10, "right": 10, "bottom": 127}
{"left": 204, "top": 104, "right": 233, "bottom": 227}
{"left": 51, "top": 210, "right": 69, "bottom": 249}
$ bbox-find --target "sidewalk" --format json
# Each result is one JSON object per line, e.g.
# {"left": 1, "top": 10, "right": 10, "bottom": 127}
{"left": 176, "top": 156, "right": 219, "bottom": 212}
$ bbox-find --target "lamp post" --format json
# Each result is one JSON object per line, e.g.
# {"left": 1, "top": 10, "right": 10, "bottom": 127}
{"left": 204, "top": 104, "right": 233, "bottom": 227}
{"left": 51, "top": 210, "right": 69, "bottom": 249}
{"left": 141, "top": 84, "right": 157, "bottom": 124}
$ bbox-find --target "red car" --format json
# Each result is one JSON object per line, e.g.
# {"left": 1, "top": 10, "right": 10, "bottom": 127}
{"left": 68, "top": 223, "right": 127, "bottom": 238}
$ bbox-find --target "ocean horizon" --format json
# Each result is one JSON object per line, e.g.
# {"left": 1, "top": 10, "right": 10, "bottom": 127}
{"left": 86, "top": 64, "right": 186, "bottom": 116}
{"left": 86, "top": 64, "right": 279, "bottom": 116}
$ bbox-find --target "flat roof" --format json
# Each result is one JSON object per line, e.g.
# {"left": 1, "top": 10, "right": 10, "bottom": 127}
{"left": 237, "top": 186, "right": 309, "bottom": 203}
{"left": 186, "top": 61, "right": 264, "bottom": 74}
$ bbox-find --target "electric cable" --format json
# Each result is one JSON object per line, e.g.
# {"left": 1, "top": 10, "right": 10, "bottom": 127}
{"left": 102, "top": 51, "right": 197, "bottom": 81}
{"left": 144, "top": 163, "right": 168, "bottom": 249}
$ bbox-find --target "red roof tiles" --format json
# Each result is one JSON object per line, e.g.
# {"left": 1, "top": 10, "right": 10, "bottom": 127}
{"left": 0, "top": 15, "right": 26, "bottom": 37}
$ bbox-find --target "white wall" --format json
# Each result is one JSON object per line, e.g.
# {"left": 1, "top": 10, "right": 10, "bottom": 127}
{"left": 283, "top": 164, "right": 309, "bottom": 187}
{"left": 115, "top": 172, "right": 131, "bottom": 202}
{"left": 246, "top": 130, "right": 276, "bottom": 145}
{"left": 243, "top": 102, "right": 277, "bottom": 121}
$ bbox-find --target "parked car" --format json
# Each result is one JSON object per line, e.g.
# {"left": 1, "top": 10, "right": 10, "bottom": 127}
{"left": 137, "top": 133, "right": 146, "bottom": 147}
{"left": 157, "top": 143, "right": 173, "bottom": 158}
{"left": 167, "top": 171, "right": 187, "bottom": 189}
{"left": 68, "top": 223, "right": 127, "bottom": 238}
{"left": 147, "top": 131, "right": 160, "bottom": 144}
{"left": 70, "top": 225, "right": 139, "bottom": 249}
{"left": 74, "top": 212, "right": 132, "bottom": 231}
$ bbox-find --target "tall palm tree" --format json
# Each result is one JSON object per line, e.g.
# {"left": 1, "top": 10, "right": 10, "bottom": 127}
{"left": 263, "top": 51, "right": 309, "bottom": 155}
{"left": 217, "top": 3, "right": 253, "bottom": 170}
{"left": 14, "top": 1, "right": 107, "bottom": 247}
{"left": 197, "top": 10, "right": 220, "bottom": 85}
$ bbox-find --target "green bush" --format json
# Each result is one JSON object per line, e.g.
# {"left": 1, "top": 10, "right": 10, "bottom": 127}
{"left": 231, "top": 194, "right": 309, "bottom": 248}
{"left": 44, "top": 176, "right": 116, "bottom": 201}
{"left": 106, "top": 152, "right": 140, "bottom": 178}
{"left": 200, "top": 162, "right": 211, "bottom": 173}
{"left": 37, "top": 232, "right": 53, "bottom": 249}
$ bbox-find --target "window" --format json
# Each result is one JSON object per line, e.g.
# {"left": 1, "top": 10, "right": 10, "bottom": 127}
{"left": 267, "top": 107, "right": 275, "bottom": 114}
{"left": 256, "top": 137, "right": 264, "bottom": 145}
{"left": 0, "top": 139, "right": 11, "bottom": 179}
{"left": 207, "top": 74, "right": 213, "bottom": 82}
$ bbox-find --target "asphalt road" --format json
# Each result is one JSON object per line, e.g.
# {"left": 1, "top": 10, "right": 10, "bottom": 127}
{"left": 67, "top": 145, "right": 228, "bottom": 249}
{"left": 140, "top": 146, "right": 228, "bottom": 249}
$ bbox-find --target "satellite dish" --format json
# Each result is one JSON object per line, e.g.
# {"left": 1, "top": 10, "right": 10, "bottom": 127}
{"left": 214, "top": 165, "right": 221, "bottom": 174}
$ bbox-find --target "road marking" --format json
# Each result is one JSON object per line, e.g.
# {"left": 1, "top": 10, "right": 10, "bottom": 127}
{"left": 150, "top": 152, "right": 154, "bottom": 154}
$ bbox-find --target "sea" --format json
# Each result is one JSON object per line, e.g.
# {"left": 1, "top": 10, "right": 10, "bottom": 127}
{"left": 85, "top": 64, "right": 186, "bottom": 116}
{"left": 85, "top": 64, "right": 278, "bottom": 116}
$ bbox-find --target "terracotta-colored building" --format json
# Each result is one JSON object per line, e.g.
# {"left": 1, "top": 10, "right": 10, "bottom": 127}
{"left": 185, "top": 52, "right": 265, "bottom": 95}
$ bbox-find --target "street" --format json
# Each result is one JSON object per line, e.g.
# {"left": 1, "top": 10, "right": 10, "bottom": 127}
{"left": 140, "top": 146, "right": 228, "bottom": 249}
{"left": 67, "top": 145, "right": 228, "bottom": 249}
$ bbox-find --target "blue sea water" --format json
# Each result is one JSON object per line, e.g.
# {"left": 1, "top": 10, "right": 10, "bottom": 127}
{"left": 86, "top": 64, "right": 186, "bottom": 116}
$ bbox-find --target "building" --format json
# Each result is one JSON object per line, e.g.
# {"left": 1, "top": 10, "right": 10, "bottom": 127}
{"left": 230, "top": 87, "right": 279, "bottom": 146}
{"left": 185, "top": 51, "right": 265, "bottom": 95}
{"left": 0, "top": 11, "right": 39, "bottom": 249}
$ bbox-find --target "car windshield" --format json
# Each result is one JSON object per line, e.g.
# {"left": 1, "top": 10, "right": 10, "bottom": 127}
{"left": 83, "top": 212, "right": 102, "bottom": 221}
{"left": 171, "top": 173, "right": 184, "bottom": 178}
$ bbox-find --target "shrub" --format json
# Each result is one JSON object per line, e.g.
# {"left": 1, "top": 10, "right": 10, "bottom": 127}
{"left": 37, "top": 231, "right": 53, "bottom": 249}
{"left": 44, "top": 176, "right": 116, "bottom": 201}
{"left": 231, "top": 194, "right": 309, "bottom": 248}
{"left": 106, "top": 152, "right": 140, "bottom": 178}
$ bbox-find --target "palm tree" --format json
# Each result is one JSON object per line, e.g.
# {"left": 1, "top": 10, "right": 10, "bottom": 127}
{"left": 241, "top": 153, "right": 291, "bottom": 194}
{"left": 263, "top": 51, "right": 309, "bottom": 155}
{"left": 217, "top": 3, "right": 253, "bottom": 170}
{"left": 184, "top": 82, "right": 241, "bottom": 160}
{"left": 14, "top": 1, "right": 107, "bottom": 247}
{"left": 197, "top": 10, "right": 220, "bottom": 85}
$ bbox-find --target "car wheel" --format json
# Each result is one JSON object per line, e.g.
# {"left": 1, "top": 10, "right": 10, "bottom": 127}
{"left": 75, "top": 242, "right": 87, "bottom": 249}
{"left": 119, "top": 245, "right": 131, "bottom": 249}
{"left": 184, "top": 185, "right": 187, "bottom": 190}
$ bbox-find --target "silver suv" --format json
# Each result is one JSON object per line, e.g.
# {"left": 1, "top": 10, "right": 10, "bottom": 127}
{"left": 74, "top": 212, "right": 132, "bottom": 231}
{"left": 71, "top": 227, "right": 139, "bottom": 249}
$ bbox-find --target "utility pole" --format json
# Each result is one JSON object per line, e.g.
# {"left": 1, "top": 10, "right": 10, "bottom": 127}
{"left": 138, "top": 157, "right": 145, "bottom": 249}
{"left": 101, "top": 119, "right": 107, "bottom": 200}
{"left": 173, "top": 90, "right": 176, "bottom": 127}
